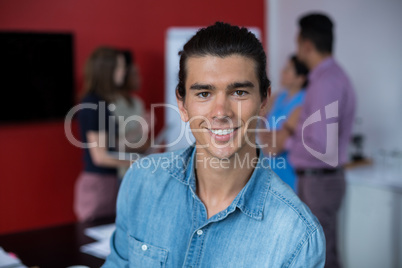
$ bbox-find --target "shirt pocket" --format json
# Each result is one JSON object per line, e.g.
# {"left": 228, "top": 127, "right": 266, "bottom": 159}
{"left": 128, "top": 235, "right": 169, "bottom": 268}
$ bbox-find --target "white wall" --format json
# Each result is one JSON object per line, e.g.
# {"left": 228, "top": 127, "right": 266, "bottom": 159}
{"left": 165, "top": 28, "right": 199, "bottom": 151}
{"left": 266, "top": 0, "right": 402, "bottom": 159}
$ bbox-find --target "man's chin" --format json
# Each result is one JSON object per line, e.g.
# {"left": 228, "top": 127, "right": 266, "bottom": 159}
{"left": 194, "top": 142, "right": 232, "bottom": 158}
{"left": 208, "top": 145, "right": 240, "bottom": 160}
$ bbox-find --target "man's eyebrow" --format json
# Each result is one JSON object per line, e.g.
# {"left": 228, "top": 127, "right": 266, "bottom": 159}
{"left": 189, "top": 81, "right": 255, "bottom": 90}
{"left": 189, "top": 83, "right": 216, "bottom": 90}
{"left": 227, "top": 81, "right": 255, "bottom": 90}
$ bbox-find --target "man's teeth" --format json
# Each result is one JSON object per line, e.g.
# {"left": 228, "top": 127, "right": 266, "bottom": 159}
{"left": 210, "top": 129, "right": 235, "bottom": 135}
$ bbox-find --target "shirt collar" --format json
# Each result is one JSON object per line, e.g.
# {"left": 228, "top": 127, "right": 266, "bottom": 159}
{"left": 166, "top": 145, "right": 272, "bottom": 221}
{"left": 308, "top": 56, "right": 335, "bottom": 82}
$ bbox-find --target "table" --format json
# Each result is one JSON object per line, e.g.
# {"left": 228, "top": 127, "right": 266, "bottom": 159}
{"left": 0, "top": 217, "right": 115, "bottom": 268}
{"left": 338, "top": 165, "right": 402, "bottom": 268}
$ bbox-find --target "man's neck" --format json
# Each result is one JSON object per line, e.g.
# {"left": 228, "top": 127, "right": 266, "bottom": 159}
{"left": 308, "top": 52, "right": 332, "bottom": 70}
{"left": 194, "top": 146, "right": 258, "bottom": 217}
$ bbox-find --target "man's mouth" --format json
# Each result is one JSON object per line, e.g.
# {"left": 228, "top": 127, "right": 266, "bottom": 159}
{"left": 209, "top": 128, "right": 235, "bottom": 136}
{"left": 207, "top": 126, "right": 240, "bottom": 139}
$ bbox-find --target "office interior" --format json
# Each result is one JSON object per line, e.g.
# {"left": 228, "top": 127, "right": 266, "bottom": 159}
{"left": 0, "top": 0, "right": 401, "bottom": 267}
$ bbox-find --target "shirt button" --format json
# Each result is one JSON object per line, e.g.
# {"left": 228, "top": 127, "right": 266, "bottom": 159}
{"left": 197, "top": 229, "right": 203, "bottom": 236}
{"left": 141, "top": 244, "right": 148, "bottom": 251}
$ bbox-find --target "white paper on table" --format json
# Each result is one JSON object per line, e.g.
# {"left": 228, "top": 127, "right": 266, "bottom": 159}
{"left": 83, "top": 223, "right": 115, "bottom": 241}
{"left": 81, "top": 224, "right": 115, "bottom": 259}
{"left": 80, "top": 239, "right": 111, "bottom": 259}
{"left": 0, "top": 247, "right": 27, "bottom": 268}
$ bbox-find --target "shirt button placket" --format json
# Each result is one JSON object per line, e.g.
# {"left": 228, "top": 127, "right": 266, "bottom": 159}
{"left": 183, "top": 227, "right": 208, "bottom": 268}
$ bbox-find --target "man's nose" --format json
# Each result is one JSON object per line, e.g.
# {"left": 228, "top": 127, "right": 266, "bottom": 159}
{"left": 211, "top": 92, "right": 234, "bottom": 120}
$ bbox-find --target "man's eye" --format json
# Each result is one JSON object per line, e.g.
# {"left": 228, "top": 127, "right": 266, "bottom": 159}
{"left": 197, "top": 92, "right": 210, "bottom": 98}
{"left": 234, "top": 90, "right": 247, "bottom": 96}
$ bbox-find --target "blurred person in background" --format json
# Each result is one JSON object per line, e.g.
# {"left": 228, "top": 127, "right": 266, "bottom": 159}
{"left": 288, "top": 13, "right": 356, "bottom": 268}
{"left": 258, "top": 55, "right": 308, "bottom": 192}
{"left": 113, "top": 50, "right": 151, "bottom": 181}
{"left": 74, "top": 46, "right": 147, "bottom": 222}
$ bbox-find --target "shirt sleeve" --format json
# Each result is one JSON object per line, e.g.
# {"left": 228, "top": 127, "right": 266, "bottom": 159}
{"left": 102, "top": 167, "right": 133, "bottom": 267}
{"left": 303, "top": 79, "right": 336, "bottom": 152}
{"left": 79, "top": 102, "right": 107, "bottom": 133}
{"left": 284, "top": 135, "right": 294, "bottom": 152}
{"left": 287, "top": 226, "right": 326, "bottom": 268}
{"left": 290, "top": 77, "right": 341, "bottom": 167}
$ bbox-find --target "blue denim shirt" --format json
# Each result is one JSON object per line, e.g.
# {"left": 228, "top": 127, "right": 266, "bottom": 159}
{"left": 103, "top": 145, "right": 325, "bottom": 267}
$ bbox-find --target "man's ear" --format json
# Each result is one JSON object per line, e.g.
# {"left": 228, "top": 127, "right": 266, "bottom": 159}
{"left": 258, "top": 87, "right": 270, "bottom": 117}
{"left": 176, "top": 92, "right": 189, "bottom": 122}
{"left": 304, "top": 39, "right": 315, "bottom": 55}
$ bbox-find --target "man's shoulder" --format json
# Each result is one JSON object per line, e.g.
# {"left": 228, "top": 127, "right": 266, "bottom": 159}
{"left": 307, "top": 59, "right": 354, "bottom": 107}
{"left": 137, "top": 146, "right": 191, "bottom": 171}
{"left": 266, "top": 174, "right": 321, "bottom": 235}
{"left": 320, "top": 59, "right": 352, "bottom": 86}
{"left": 122, "top": 146, "right": 193, "bottom": 186}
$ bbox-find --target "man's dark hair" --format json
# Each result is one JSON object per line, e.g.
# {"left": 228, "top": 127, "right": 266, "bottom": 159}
{"left": 298, "top": 13, "right": 334, "bottom": 54}
{"left": 290, "top": 55, "right": 309, "bottom": 88}
{"left": 176, "top": 22, "right": 270, "bottom": 101}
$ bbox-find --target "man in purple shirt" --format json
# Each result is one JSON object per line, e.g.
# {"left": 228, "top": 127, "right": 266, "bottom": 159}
{"left": 286, "top": 13, "right": 356, "bottom": 268}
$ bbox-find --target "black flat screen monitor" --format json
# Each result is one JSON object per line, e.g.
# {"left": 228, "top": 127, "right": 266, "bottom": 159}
{"left": 0, "top": 32, "right": 74, "bottom": 124}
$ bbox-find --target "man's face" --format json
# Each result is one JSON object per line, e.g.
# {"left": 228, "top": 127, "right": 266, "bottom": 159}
{"left": 280, "top": 60, "right": 299, "bottom": 89}
{"left": 296, "top": 33, "right": 308, "bottom": 63}
{"left": 177, "top": 55, "right": 268, "bottom": 160}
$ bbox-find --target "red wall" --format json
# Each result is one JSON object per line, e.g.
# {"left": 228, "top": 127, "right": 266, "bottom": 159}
{"left": 0, "top": 0, "right": 265, "bottom": 234}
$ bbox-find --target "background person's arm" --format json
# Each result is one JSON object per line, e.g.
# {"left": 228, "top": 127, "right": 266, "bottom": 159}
{"left": 87, "top": 131, "right": 131, "bottom": 167}
{"left": 259, "top": 106, "right": 302, "bottom": 155}
{"left": 288, "top": 78, "right": 341, "bottom": 165}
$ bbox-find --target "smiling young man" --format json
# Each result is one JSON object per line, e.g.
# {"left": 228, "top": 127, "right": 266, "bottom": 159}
{"left": 103, "top": 22, "right": 325, "bottom": 267}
